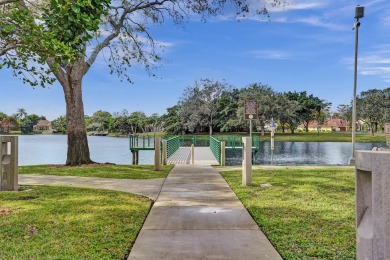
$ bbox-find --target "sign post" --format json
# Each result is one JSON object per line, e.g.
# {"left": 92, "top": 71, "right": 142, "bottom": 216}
{"left": 269, "top": 118, "right": 277, "bottom": 150}
{"left": 244, "top": 100, "right": 258, "bottom": 138}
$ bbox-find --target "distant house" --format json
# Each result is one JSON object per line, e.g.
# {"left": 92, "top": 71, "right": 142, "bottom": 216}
{"left": 323, "top": 118, "right": 349, "bottom": 132}
{"left": 298, "top": 118, "right": 350, "bottom": 132}
{"left": 33, "top": 120, "right": 52, "bottom": 131}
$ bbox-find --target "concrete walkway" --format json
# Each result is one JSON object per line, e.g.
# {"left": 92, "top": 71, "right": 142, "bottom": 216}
{"left": 19, "top": 175, "right": 165, "bottom": 200}
{"left": 128, "top": 165, "right": 282, "bottom": 259}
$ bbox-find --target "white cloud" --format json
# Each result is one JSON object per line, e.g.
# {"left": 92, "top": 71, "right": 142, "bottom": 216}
{"left": 249, "top": 50, "right": 292, "bottom": 60}
{"left": 270, "top": 0, "right": 327, "bottom": 12}
{"left": 343, "top": 45, "right": 390, "bottom": 82}
{"left": 291, "top": 16, "right": 348, "bottom": 30}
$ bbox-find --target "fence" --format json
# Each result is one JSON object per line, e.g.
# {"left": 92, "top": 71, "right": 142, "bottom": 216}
{"left": 210, "top": 136, "right": 222, "bottom": 164}
{"left": 166, "top": 136, "right": 180, "bottom": 158}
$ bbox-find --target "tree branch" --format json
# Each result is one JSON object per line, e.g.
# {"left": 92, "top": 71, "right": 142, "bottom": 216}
{"left": 0, "top": 0, "right": 18, "bottom": 4}
{"left": 85, "top": 0, "right": 170, "bottom": 74}
{"left": 46, "top": 58, "right": 68, "bottom": 87}
{"left": 0, "top": 43, "right": 20, "bottom": 56}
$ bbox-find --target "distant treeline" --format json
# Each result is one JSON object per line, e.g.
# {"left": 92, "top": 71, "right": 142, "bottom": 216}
{"left": 1, "top": 80, "right": 389, "bottom": 135}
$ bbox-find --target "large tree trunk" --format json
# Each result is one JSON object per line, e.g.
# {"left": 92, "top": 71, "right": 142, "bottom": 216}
{"left": 63, "top": 64, "right": 93, "bottom": 165}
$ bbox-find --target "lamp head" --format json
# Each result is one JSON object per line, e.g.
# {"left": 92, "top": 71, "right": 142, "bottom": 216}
{"left": 355, "top": 6, "right": 364, "bottom": 19}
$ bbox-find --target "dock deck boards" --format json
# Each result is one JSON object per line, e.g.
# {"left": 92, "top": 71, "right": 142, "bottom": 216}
{"left": 167, "top": 147, "right": 218, "bottom": 165}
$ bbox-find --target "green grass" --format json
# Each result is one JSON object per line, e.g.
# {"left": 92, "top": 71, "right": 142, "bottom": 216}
{"left": 19, "top": 164, "right": 174, "bottom": 179}
{"left": 258, "top": 131, "right": 385, "bottom": 142}
{"left": 219, "top": 167, "right": 356, "bottom": 259}
{"left": 0, "top": 186, "right": 151, "bottom": 259}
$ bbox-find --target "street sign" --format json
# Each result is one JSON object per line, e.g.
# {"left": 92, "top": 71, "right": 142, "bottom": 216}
{"left": 244, "top": 100, "right": 258, "bottom": 120}
{"left": 269, "top": 120, "right": 277, "bottom": 131}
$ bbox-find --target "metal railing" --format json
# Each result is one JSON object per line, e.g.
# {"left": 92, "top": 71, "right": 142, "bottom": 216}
{"left": 210, "top": 136, "right": 221, "bottom": 164}
{"left": 213, "top": 135, "right": 260, "bottom": 150}
{"left": 166, "top": 136, "right": 180, "bottom": 158}
{"left": 129, "top": 135, "right": 155, "bottom": 150}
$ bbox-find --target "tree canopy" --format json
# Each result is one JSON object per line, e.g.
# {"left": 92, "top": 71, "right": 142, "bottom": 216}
{"left": 1, "top": 0, "right": 288, "bottom": 165}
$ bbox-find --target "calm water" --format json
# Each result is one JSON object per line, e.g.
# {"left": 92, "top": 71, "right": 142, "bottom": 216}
{"left": 17, "top": 135, "right": 153, "bottom": 166}
{"left": 13, "top": 135, "right": 387, "bottom": 166}
{"left": 227, "top": 141, "right": 387, "bottom": 165}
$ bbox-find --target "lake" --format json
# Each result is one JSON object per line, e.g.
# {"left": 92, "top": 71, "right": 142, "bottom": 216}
{"left": 13, "top": 135, "right": 387, "bottom": 166}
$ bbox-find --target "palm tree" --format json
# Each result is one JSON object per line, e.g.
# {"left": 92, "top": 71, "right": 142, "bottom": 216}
{"left": 16, "top": 108, "right": 27, "bottom": 119}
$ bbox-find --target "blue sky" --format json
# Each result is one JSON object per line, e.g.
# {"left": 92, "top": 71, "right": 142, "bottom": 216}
{"left": 1, "top": 0, "right": 390, "bottom": 120}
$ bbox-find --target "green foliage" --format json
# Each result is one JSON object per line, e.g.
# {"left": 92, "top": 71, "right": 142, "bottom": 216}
{"left": 19, "top": 164, "right": 175, "bottom": 179}
{"left": 0, "top": 0, "right": 109, "bottom": 87}
{"left": 286, "top": 91, "right": 331, "bottom": 132}
{"left": 0, "top": 186, "right": 151, "bottom": 259}
{"left": 357, "top": 88, "right": 390, "bottom": 135}
{"left": 220, "top": 167, "right": 356, "bottom": 259}
{"left": 51, "top": 115, "right": 67, "bottom": 133}
{"left": 43, "top": 0, "right": 110, "bottom": 50}
{"left": 20, "top": 114, "right": 45, "bottom": 134}
{"left": 162, "top": 105, "right": 186, "bottom": 134}
{"left": 89, "top": 110, "right": 112, "bottom": 131}
{"left": 0, "top": 111, "right": 7, "bottom": 121}
{"left": 179, "top": 79, "right": 228, "bottom": 134}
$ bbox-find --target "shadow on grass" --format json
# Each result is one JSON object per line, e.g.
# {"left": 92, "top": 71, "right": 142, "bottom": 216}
{"left": 220, "top": 168, "right": 356, "bottom": 260}
{"left": 0, "top": 186, "right": 151, "bottom": 259}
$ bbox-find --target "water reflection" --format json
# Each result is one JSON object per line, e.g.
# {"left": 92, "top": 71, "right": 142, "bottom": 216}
{"left": 15, "top": 135, "right": 387, "bottom": 166}
{"left": 17, "top": 135, "right": 154, "bottom": 166}
{"left": 227, "top": 141, "right": 387, "bottom": 165}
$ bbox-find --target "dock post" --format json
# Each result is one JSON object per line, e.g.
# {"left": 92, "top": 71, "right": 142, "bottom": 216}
{"left": 221, "top": 141, "right": 226, "bottom": 166}
{"left": 162, "top": 140, "right": 167, "bottom": 165}
{"left": 191, "top": 144, "right": 194, "bottom": 164}
{"left": 154, "top": 137, "right": 161, "bottom": 171}
{"left": 131, "top": 150, "right": 139, "bottom": 165}
{"left": 242, "top": 137, "right": 252, "bottom": 186}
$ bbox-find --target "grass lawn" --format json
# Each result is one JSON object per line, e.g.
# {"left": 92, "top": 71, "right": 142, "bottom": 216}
{"left": 257, "top": 131, "right": 385, "bottom": 142}
{"left": 165, "top": 132, "right": 385, "bottom": 143}
{"left": 19, "top": 164, "right": 174, "bottom": 179}
{"left": 0, "top": 186, "right": 151, "bottom": 259}
{"left": 219, "top": 167, "right": 356, "bottom": 259}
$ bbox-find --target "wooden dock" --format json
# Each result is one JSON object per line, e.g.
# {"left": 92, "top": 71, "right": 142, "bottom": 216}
{"left": 167, "top": 147, "right": 219, "bottom": 165}
{"left": 167, "top": 147, "right": 190, "bottom": 165}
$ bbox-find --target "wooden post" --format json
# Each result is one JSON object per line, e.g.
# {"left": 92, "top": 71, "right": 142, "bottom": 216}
{"left": 191, "top": 144, "right": 194, "bottom": 165}
{"left": 221, "top": 141, "right": 226, "bottom": 166}
{"left": 162, "top": 140, "right": 167, "bottom": 165}
{"left": 154, "top": 137, "right": 161, "bottom": 171}
{"left": 242, "top": 137, "right": 252, "bottom": 186}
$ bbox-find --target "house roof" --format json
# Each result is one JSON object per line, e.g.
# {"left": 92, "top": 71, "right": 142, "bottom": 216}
{"left": 323, "top": 118, "right": 349, "bottom": 127}
{"left": 301, "top": 118, "right": 349, "bottom": 128}
{"left": 35, "top": 120, "right": 51, "bottom": 127}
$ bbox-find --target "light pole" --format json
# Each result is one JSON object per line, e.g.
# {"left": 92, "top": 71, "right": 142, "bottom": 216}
{"left": 349, "top": 5, "right": 364, "bottom": 166}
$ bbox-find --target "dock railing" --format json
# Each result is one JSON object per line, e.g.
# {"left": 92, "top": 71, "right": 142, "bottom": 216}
{"left": 210, "top": 136, "right": 222, "bottom": 164}
{"left": 166, "top": 136, "right": 180, "bottom": 158}
{"left": 213, "top": 135, "right": 260, "bottom": 150}
{"left": 129, "top": 135, "right": 155, "bottom": 150}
